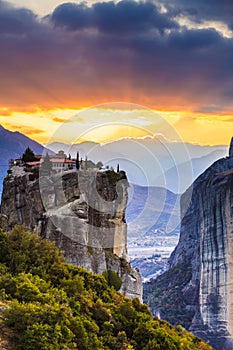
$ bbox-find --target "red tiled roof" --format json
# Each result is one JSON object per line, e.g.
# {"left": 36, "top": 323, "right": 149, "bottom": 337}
{"left": 25, "top": 159, "right": 74, "bottom": 167}
{"left": 50, "top": 158, "right": 74, "bottom": 163}
{"left": 26, "top": 161, "right": 41, "bottom": 166}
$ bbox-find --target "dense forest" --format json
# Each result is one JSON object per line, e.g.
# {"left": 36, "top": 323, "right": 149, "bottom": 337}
{"left": 0, "top": 226, "right": 212, "bottom": 350}
{"left": 143, "top": 263, "right": 194, "bottom": 328}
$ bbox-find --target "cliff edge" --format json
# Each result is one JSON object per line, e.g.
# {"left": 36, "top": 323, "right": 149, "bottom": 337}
{"left": 144, "top": 140, "right": 233, "bottom": 350}
{"left": 0, "top": 167, "right": 142, "bottom": 300}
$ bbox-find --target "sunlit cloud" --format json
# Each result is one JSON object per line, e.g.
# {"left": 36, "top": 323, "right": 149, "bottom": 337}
{"left": 175, "top": 16, "right": 233, "bottom": 38}
{"left": 0, "top": 0, "right": 232, "bottom": 147}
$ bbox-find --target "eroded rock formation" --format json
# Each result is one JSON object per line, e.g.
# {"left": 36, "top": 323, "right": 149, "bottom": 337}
{"left": 144, "top": 145, "right": 233, "bottom": 350}
{"left": 169, "top": 154, "right": 233, "bottom": 349}
{"left": 0, "top": 167, "right": 142, "bottom": 300}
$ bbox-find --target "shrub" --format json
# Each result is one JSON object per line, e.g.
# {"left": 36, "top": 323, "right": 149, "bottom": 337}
{"left": 102, "top": 270, "right": 122, "bottom": 291}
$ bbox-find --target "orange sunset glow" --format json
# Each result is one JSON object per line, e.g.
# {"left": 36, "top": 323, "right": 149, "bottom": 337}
{"left": 0, "top": 0, "right": 232, "bottom": 146}
{"left": 1, "top": 107, "right": 232, "bottom": 146}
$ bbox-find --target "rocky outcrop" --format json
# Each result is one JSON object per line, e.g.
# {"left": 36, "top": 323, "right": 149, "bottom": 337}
{"left": 0, "top": 167, "right": 142, "bottom": 300}
{"left": 144, "top": 150, "right": 233, "bottom": 350}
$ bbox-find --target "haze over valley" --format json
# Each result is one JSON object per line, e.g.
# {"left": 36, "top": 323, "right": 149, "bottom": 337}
{"left": 0, "top": 125, "right": 229, "bottom": 282}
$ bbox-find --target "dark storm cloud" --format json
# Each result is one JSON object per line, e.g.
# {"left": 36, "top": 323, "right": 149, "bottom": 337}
{"left": 161, "top": 0, "right": 233, "bottom": 29}
{"left": 0, "top": 0, "right": 233, "bottom": 112}
{"left": 51, "top": 3, "right": 92, "bottom": 31}
{"left": 0, "top": 0, "right": 38, "bottom": 34}
{"left": 51, "top": 1, "right": 178, "bottom": 34}
{"left": 168, "top": 27, "right": 222, "bottom": 49}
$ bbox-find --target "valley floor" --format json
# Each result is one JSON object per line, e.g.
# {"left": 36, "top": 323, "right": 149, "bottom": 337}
{"left": 128, "top": 235, "right": 178, "bottom": 281}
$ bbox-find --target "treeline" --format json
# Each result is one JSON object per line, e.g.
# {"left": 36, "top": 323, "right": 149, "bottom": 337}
{"left": 0, "top": 226, "right": 213, "bottom": 350}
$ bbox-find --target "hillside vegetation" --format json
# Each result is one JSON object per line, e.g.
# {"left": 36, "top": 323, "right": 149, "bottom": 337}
{"left": 0, "top": 226, "right": 213, "bottom": 350}
{"left": 143, "top": 264, "right": 194, "bottom": 328}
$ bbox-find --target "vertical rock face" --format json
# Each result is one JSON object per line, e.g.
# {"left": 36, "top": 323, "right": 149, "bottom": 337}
{"left": 144, "top": 144, "right": 233, "bottom": 350}
{"left": 0, "top": 167, "right": 142, "bottom": 300}
{"left": 167, "top": 155, "right": 233, "bottom": 349}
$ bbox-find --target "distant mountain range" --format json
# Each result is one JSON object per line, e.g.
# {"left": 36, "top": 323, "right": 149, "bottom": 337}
{"left": 160, "top": 149, "right": 227, "bottom": 194}
{"left": 126, "top": 184, "right": 181, "bottom": 281}
{"left": 0, "top": 125, "right": 46, "bottom": 197}
{"left": 47, "top": 139, "right": 228, "bottom": 193}
{"left": 0, "top": 124, "right": 228, "bottom": 200}
{"left": 126, "top": 184, "right": 180, "bottom": 239}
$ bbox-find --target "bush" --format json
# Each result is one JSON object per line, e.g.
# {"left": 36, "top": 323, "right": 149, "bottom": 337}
{"left": 102, "top": 270, "right": 122, "bottom": 291}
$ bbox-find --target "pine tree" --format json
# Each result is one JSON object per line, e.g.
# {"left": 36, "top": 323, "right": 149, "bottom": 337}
{"left": 22, "top": 147, "right": 36, "bottom": 163}
{"left": 117, "top": 164, "right": 120, "bottom": 173}
{"left": 76, "top": 152, "right": 80, "bottom": 170}
{"left": 85, "top": 156, "right": 88, "bottom": 169}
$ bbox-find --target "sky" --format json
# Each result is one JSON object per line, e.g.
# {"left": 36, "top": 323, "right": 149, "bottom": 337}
{"left": 0, "top": 0, "right": 233, "bottom": 145}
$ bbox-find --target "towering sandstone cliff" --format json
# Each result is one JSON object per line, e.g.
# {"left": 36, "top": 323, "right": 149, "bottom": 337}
{"left": 144, "top": 138, "right": 233, "bottom": 350}
{"left": 0, "top": 167, "right": 142, "bottom": 300}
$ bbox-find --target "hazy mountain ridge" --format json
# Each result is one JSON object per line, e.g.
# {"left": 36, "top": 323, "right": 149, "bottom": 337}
{"left": 127, "top": 184, "right": 180, "bottom": 239}
{"left": 127, "top": 184, "right": 180, "bottom": 282}
{"left": 161, "top": 149, "right": 227, "bottom": 193}
{"left": 0, "top": 126, "right": 227, "bottom": 197}
{"left": 47, "top": 140, "right": 227, "bottom": 193}
{"left": 0, "top": 125, "right": 45, "bottom": 156}
{"left": 0, "top": 125, "right": 47, "bottom": 197}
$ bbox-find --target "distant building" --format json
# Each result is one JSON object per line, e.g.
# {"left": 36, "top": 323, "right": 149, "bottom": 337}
{"left": 24, "top": 150, "right": 74, "bottom": 173}
{"left": 53, "top": 150, "right": 67, "bottom": 159}
{"left": 25, "top": 161, "right": 41, "bottom": 170}
{"left": 50, "top": 158, "right": 74, "bottom": 172}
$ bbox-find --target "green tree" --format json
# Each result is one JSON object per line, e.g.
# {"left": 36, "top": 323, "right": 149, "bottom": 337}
{"left": 76, "top": 152, "right": 80, "bottom": 170}
{"left": 144, "top": 328, "right": 178, "bottom": 350}
{"left": 22, "top": 147, "right": 36, "bottom": 163}
{"left": 85, "top": 156, "right": 88, "bottom": 169}
{"left": 102, "top": 270, "right": 122, "bottom": 291}
{"left": 91, "top": 299, "right": 110, "bottom": 327}
{"left": 1, "top": 226, "right": 68, "bottom": 282}
{"left": 0, "top": 230, "right": 10, "bottom": 265}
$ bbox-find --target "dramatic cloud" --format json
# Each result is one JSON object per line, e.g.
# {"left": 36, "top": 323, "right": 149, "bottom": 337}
{"left": 0, "top": 1, "right": 38, "bottom": 34}
{"left": 0, "top": 0, "right": 232, "bottom": 114}
{"left": 161, "top": 0, "right": 233, "bottom": 30}
{"left": 51, "top": 1, "right": 178, "bottom": 33}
